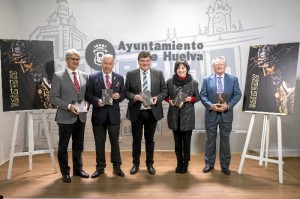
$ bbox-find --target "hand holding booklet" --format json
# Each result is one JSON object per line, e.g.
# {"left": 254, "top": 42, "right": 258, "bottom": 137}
{"left": 174, "top": 91, "right": 188, "bottom": 108}
{"left": 216, "top": 93, "right": 227, "bottom": 107}
{"left": 102, "top": 89, "right": 113, "bottom": 105}
{"left": 140, "top": 90, "right": 152, "bottom": 107}
{"left": 74, "top": 99, "right": 88, "bottom": 113}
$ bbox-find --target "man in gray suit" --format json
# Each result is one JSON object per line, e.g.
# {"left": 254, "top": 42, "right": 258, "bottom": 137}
{"left": 200, "top": 56, "right": 241, "bottom": 175}
{"left": 125, "top": 51, "right": 167, "bottom": 175}
{"left": 50, "top": 49, "right": 89, "bottom": 183}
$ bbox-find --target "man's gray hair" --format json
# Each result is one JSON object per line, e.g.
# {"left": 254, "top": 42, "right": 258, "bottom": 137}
{"left": 212, "top": 56, "right": 226, "bottom": 66}
{"left": 65, "top": 49, "right": 80, "bottom": 59}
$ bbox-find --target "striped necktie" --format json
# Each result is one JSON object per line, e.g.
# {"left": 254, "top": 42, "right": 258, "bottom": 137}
{"left": 72, "top": 72, "right": 80, "bottom": 93}
{"left": 142, "top": 72, "right": 148, "bottom": 91}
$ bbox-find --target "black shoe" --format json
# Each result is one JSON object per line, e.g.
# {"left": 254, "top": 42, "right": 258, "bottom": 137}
{"left": 203, "top": 165, "right": 214, "bottom": 173}
{"left": 180, "top": 163, "right": 189, "bottom": 174}
{"left": 221, "top": 168, "right": 231, "bottom": 175}
{"left": 130, "top": 165, "right": 139, "bottom": 175}
{"left": 175, "top": 161, "right": 183, "bottom": 173}
{"left": 175, "top": 166, "right": 182, "bottom": 173}
{"left": 113, "top": 168, "right": 125, "bottom": 177}
{"left": 91, "top": 169, "right": 104, "bottom": 178}
{"left": 147, "top": 165, "right": 156, "bottom": 175}
{"left": 62, "top": 174, "right": 71, "bottom": 183}
{"left": 73, "top": 170, "right": 90, "bottom": 178}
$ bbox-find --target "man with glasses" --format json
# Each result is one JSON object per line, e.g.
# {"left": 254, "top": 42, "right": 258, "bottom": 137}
{"left": 200, "top": 56, "right": 241, "bottom": 175}
{"left": 50, "top": 49, "right": 89, "bottom": 183}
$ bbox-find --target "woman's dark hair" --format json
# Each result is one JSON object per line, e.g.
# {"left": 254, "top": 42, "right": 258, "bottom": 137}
{"left": 174, "top": 60, "right": 190, "bottom": 73}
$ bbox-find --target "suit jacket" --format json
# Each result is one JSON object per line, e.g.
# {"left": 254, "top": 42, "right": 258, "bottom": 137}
{"left": 200, "top": 73, "right": 241, "bottom": 123}
{"left": 86, "top": 71, "right": 125, "bottom": 124}
{"left": 50, "top": 69, "right": 88, "bottom": 124}
{"left": 125, "top": 68, "right": 167, "bottom": 122}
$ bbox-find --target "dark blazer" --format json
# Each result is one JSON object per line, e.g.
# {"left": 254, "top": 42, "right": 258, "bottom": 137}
{"left": 165, "top": 77, "right": 200, "bottom": 131}
{"left": 200, "top": 73, "right": 241, "bottom": 123}
{"left": 86, "top": 71, "right": 125, "bottom": 124}
{"left": 50, "top": 69, "right": 88, "bottom": 124}
{"left": 125, "top": 68, "right": 167, "bottom": 122}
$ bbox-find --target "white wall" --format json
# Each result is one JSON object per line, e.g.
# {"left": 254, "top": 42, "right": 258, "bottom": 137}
{"left": 1, "top": 0, "right": 300, "bottom": 166}
{"left": 0, "top": 0, "right": 26, "bottom": 165}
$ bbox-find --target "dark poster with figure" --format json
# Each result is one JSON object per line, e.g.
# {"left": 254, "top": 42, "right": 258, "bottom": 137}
{"left": 243, "top": 42, "right": 299, "bottom": 115}
{"left": 0, "top": 39, "right": 55, "bottom": 112}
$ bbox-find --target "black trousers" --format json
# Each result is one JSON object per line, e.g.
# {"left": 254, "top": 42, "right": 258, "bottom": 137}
{"left": 173, "top": 130, "right": 192, "bottom": 164}
{"left": 131, "top": 110, "right": 157, "bottom": 166}
{"left": 92, "top": 121, "right": 122, "bottom": 170}
{"left": 57, "top": 118, "right": 85, "bottom": 175}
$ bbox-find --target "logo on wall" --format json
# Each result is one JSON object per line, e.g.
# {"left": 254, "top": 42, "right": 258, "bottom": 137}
{"left": 85, "top": 39, "right": 115, "bottom": 71}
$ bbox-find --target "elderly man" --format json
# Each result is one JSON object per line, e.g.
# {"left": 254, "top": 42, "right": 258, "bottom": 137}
{"left": 86, "top": 54, "right": 125, "bottom": 178}
{"left": 200, "top": 56, "right": 241, "bottom": 175}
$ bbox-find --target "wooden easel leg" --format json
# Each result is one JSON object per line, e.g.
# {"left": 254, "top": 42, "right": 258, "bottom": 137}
{"left": 41, "top": 111, "right": 57, "bottom": 172}
{"left": 259, "top": 115, "right": 269, "bottom": 166}
{"left": 277, "top": 116, "right": 283, "bottom": 184}
{"left": 7, "top": 113, "right": 20, "bottom": 180}
{"left": 265, "top": 115, "right": 270, "bottom": 168}
{"left": 238, "top": 114, "right": 256, "bottom": 174}
{"left": 28, "top": 112, "right": 34, "bottom": 170}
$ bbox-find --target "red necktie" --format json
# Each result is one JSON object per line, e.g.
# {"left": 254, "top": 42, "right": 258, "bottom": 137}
{"left": 72, "top": 72, "right": 80, "bottom": 93}
{"left": 105, "top": 74, "right": 111, "bottom": 89}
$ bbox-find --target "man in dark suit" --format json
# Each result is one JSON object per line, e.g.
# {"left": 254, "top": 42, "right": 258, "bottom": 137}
{"left": 50, "top": 49, "right": 89, "bottom": 183}
{"left": 200, "top": 56, "right": 241, "bottom": 175}
{"left": 125, "top": 51, "right": 167, "bottom": 175}
{"left": 86, "top": 54, "right": 125, "bottom": 178}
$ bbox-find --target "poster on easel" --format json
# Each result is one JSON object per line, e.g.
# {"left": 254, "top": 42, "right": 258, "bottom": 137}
{"left": 0, "top": 39, "right": 55, "bottom": 112}
{"left": 242, "top": 42, "right": 299, "bottom": 115}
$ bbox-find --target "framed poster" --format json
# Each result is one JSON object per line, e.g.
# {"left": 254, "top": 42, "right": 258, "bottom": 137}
{"left": 242, "top": 43, "right": 299, "bottom": 115}
{"left": 0, "top": 39, "right": 55, "bottom": 111}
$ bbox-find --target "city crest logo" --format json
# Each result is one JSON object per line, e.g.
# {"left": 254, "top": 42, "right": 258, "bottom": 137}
{"left": 85, "top": 39, "right": 115, "bottom": 71}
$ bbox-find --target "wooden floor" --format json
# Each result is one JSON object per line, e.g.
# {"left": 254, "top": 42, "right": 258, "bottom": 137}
{"left": 0, "top": 151, "right": 300, "bottom": 199}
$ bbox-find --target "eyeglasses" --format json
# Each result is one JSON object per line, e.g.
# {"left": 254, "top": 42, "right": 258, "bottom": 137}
{"left": 69, "top": 57, "right": 80, "bottom": 61}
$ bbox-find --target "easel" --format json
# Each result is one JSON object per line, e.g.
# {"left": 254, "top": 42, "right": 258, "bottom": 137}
{"left": 238, "top": 112, "right": 284, "bottom": 184}
{"left": 7, "top": 110, "right": 57, "bottom": 179}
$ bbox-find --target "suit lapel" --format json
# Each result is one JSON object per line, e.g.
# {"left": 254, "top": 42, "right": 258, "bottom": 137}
{"left": 98, "top": 71, "right": 106, "bottom": 89}
{"left": 135, "top": 69, "right": 142, "bottom": 92}
{"left": 64, "top": 69, "right": 76, "bottom": 93}
{"left": 223, "top": 73, "right": 231, "bottom": 95}
{"left": 150, "top": 69, "right": 155, "bottom": 93}
{"left": 210, "top": 74, "right": 217, "bottom": 94}
{"left": 111, "top": 72, "right": 116, "bottom": 89}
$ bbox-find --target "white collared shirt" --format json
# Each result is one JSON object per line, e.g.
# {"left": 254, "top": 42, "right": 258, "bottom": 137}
{"left": 67, "top": 67, "right": 80, "bottom": 86}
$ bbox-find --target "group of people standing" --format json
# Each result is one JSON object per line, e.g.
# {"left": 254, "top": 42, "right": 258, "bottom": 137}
{"left": 50, "top": 49, "right": 241, "bottom": 183}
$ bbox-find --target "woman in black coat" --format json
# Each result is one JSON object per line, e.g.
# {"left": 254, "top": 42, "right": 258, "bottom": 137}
{"left": 165, "top": 60, "right": 200, "bottom": 174}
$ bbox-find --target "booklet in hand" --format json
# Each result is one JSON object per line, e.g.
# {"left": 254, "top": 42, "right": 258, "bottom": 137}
{"left": 216, "top": 93, "right": 227, "bottom": 107}
{"left": 141, "top": 90, "right": 152, "bottom": 107}
{"left": 74, "top": 99, "right": 88, "bottom": 113}
{"left": 102, "top": 89, "right": 113, "bottom": 105}
{"left": 174, "top": 91, "right": 188, "bottom": 108}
